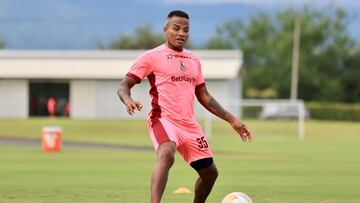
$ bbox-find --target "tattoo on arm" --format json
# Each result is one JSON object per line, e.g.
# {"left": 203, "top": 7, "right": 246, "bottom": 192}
{"left": 208, "top": 97, "right": 229, "bottom": 119}
{"left": 196, "top": 85, "right": 231, "bottom": 121}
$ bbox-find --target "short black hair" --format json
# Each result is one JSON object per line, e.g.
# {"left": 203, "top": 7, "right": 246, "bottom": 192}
{"left": 167, "top": 10, "right": 189, "bottom": 20}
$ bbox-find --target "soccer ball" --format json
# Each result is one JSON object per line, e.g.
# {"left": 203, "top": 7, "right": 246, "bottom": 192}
{"left": 221, "top": 192, "right": 253, "bottom": 203}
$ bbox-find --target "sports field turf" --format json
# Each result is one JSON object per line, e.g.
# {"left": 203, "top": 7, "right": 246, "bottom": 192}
{"left": 0, "top": 119, "right": 359, "bottom": 203}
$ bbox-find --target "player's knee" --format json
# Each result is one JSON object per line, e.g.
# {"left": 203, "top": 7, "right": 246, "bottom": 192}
{"left": 157, "top": 144, "right": 176, "bottom": 165}
{"left": 208, "top": 167, "right": 218, "bottom": 182}
{"left": 201, "top": 165, "right": 218, "bottom": 184}
{"left": 158, "top": 150, "right": 175, "bottom": 164}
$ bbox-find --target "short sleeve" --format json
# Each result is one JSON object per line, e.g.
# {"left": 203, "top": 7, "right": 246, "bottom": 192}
{"left": 195, "top": 59, "right": 205, "bottom": 90}
{"left": 126, "top": 52, "right": 153, "bottom": 83}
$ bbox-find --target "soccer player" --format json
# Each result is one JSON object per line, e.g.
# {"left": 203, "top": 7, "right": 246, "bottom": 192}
{"left": 117, "top": 10, "right": 253, "bottom": 203}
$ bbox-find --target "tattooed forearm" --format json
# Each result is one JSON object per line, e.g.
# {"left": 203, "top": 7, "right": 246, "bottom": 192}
{"left": 208, "top": 97, "right": 229, "bottom": 120}
{"left": 196, "top": 85, "right": 234, "bottom": 122}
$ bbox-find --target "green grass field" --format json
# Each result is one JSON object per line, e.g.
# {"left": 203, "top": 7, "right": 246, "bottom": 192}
{"left": 0, "top": 119, "right": 360, "bottom": 203}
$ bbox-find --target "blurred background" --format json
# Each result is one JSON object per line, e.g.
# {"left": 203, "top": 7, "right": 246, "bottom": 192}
{"left": 1, "top": 1, "right": 360, "bottom": 202}
{"left": 1, "top": 0, "right": 360, "bottom": 50}
{"left": 1, "top": 0, "right": 359, "bottom": 121}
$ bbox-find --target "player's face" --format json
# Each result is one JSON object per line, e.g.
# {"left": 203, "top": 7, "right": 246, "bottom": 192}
{"left": 164, "top": 16, "right": 189, "bottom": 51}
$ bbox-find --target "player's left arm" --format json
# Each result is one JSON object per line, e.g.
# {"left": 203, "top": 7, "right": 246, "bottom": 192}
{"left": 195, "top": 84, "right": 253, "bottom": 142}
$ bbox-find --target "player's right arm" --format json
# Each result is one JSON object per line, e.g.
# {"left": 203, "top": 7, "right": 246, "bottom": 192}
{"left": 117, "top": 76, "right": 143, "bottom": 115}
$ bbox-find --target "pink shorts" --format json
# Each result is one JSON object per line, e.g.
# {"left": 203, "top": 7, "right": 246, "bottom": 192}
{"left": 147, "top": 117, "right": 213, "bottom": 164}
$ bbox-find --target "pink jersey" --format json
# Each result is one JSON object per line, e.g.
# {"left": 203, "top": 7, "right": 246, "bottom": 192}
{"left": 127, "top": 44, "right": 205, "bottom": 124}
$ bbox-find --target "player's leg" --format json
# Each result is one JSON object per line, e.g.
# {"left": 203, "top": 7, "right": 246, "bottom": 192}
{"left": 148, "top": 118, "right": 181, "bottom": 203}
{"left": 191, "top": 158, "right": 218, "bottom": 203}
{"left": 151, "top": 141, "right": 176, "bottom": 203}
{"left": 176, "top": 125, "right": 217, "bottom": 203}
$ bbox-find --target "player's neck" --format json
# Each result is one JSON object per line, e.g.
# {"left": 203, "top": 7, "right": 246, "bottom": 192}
{"left": 165, "top": 41, "right": 183, "bottom": 52}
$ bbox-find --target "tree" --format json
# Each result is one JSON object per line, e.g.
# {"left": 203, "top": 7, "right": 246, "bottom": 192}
{"left": 107, "top": 24, "right": 165, "bottom": 49}
{"left": 104, "top": 24, "right": 193, "bottom": 50}
{"left": 0, "top": 39, "right": 5, "bottom": 49}
{"left": 205, "top": 6, "right": 358, "bottom": 102}
{"left": 342, "top": 50, "right": 360, "bottom": 102}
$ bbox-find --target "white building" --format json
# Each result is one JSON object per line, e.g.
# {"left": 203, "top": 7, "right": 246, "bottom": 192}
{"left": 0, "top": 50, "right": 242, "bottom": 119}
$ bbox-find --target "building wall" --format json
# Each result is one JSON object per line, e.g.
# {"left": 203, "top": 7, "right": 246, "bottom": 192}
{"left": 0, "top": 79, "right": 28, "bottom": 118}
{"left": 96, "top": 80, "right": 150, "bottom": 119}
{"left": 0, "top": 78, "right": 239, "bottom": 119}
{"left": 69, "top": 79, "right": 151, "bottom": 119}
{"left": 84, "top": 79, "right": 237, "bottom": 120}
{"left": 70, "top": 80, "right": 97, "bottom": 119}
{"left": 0, "top": 50, "right": 242, "bottom": 119}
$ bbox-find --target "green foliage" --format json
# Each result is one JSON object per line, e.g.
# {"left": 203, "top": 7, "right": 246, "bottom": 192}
{"left": 342, "top": 50, "right": 360, "bottom": 102}
{"left": 106, "top": 24, "right": 165, "bottom": 49}
{"left": 104, "top": 24, "right": 193, "bottom": 50}
{"left": 0, "top": 39, "right": 5, "bottom": 49}
{"left": 205, "top": 6, "right": 359, "bottom": 102}
{"left": 245, "top": 87, "right": 278, "bottom": 98}
{"left": 307, "top": 102, "right": 360, "bottom": 121}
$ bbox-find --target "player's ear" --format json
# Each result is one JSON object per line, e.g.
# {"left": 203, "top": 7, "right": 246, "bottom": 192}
{"left": 163, "top": 23, "right": 168, "bottom": 32}
{"left": 163, "top": 25, "right": 169, "bottom": 38}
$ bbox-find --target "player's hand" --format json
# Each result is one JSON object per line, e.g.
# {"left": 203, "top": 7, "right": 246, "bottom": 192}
{"left": 125, "top": 101, "right": 143, "bottom": 115}
{"left": 230, "top": 119, "right": 253, "bottom": 143}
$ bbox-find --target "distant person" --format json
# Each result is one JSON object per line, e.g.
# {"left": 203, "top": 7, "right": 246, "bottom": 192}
{"left": 30, "top": 96, "right": 38, "bottom": 115}
{"left": 117, "top": 10, "right": 253, "bottom": 203}
{"left": 39, "top": 95, "right": 47, "bottom": 116}
{"left": 64, "top": 101, "right": 70, "bottom": 117}
{"left": 57, "top": 98, "right": 66, "bottom": 116}
{"left": 47, "top": 97, "right": 56, "bottom": 117}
